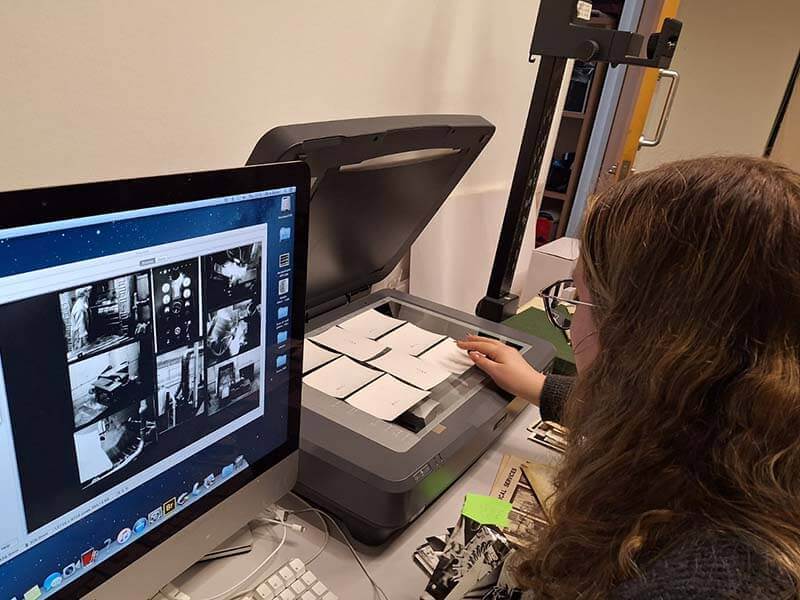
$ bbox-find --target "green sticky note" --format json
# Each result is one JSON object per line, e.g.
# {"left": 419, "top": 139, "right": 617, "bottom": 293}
{"left": 461, "top": 493, "right": 512, "bottom": 527}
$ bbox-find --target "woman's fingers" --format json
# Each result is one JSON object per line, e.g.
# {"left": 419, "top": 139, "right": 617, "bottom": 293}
{"left": 458, "top": 336, "right": 506, "bottom": 358}
{"left": 456, "top": 339, "right": 504, "bottom": 359}
{"left": 468, "top": 351, "right": 499, "bottom": 376}
{"left": 464, "top": 335, "right": 502, "bottom": 344}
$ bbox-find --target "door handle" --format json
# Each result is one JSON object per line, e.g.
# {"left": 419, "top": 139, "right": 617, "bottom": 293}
{"left": 639, "top": 69, "right": 680, "bottom": 148}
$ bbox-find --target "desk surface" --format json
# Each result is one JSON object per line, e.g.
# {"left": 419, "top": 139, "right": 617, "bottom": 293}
{"left": 503, "top": 302, "right": 575, "bottom": 375}
{"left": 172, "top": 403, "right": 557, "bottom": 599}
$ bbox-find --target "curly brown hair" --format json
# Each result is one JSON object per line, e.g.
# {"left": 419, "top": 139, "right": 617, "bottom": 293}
{"left": 518, "top": 156, "right": 800, "bottom": 598}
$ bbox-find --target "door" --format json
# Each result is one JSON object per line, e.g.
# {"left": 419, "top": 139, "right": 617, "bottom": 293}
{"left": 596, "top": 0, "right": 681, "bottom": 192}
{"left": 629, "top": 0, "right": 798, "bottom": 175}
{"left": 564, "top": 0, "right": 679, "bottom": 236}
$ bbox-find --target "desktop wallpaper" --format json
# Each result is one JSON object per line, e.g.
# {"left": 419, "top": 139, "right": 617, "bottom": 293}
{"left": 0, "top": 200, "right": 266, "bottom": 277}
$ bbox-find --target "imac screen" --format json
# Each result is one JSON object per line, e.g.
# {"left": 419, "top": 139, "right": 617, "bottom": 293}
{"left": 0, "top": 182, "right": 299, "bottom": 599}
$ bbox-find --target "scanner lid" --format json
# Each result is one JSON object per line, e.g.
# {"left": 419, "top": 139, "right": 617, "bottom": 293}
{"left": 247, "top": 115, "right": 495, "bottom": 317}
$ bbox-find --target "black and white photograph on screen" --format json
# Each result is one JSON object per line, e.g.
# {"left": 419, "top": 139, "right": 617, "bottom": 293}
{"left": 72, "top": 401, "right": 158, "bottom": 488}
{"left": 68, "top": 340, "right": 156, "bottom": 432}
{"left": 205, "top": 299, "right": 262, "bottom": 367}
{"left": 153, "top": 259, "right": 200, "bottom": 353}
{"left": 155, "top": 342, "right": 206, "bottom": 434}
{"left": 59, "top": 272, "right": 152, "bottom": 363}
{"left": 207, "top": 347, "right": 261, "bottom": 416}
{"left": 203, "top": 243, "right": 262, "bottom": 310}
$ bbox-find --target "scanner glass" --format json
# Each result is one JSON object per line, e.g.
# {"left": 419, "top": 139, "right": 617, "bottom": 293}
{"left": 302, "top": 298, "right": 527, "bottom": 452}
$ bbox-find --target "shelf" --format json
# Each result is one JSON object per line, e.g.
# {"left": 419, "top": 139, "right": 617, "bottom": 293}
{"left": 562, "top": 111, "right": 586, "bottom": 120}
{"left": 540, "top": 195, "right": 564, "bottom": 215}
{"left": 543, "top": 190, "right": 568, "bottom": 201}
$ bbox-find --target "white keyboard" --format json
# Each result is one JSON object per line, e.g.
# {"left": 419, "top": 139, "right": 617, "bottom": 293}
{"left": 247, "top": 558, "right": 338, "bottom": 600}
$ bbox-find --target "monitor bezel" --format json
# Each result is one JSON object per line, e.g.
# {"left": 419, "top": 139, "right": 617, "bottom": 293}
{"left": 0, "top": 162, "right": 309, "bottom": 599}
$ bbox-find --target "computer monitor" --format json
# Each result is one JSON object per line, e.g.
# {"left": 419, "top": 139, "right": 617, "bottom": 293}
{"left": 0, "top": 163, "right": 309, "bottom": 600}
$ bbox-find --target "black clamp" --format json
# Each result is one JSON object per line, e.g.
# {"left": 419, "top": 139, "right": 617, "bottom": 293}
{"left": 530, "top": 0, "right": 682, "bottom": 67}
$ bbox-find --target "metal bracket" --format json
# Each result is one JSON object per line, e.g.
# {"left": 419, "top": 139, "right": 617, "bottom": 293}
{"left": 476, "top": 1, "right": 683, "bottom": 322}
{"left": 530, "top": 0, "right": 682, "bottom": 68}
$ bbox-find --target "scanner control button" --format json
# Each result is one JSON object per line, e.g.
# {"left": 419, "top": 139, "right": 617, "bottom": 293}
{"left": 413, "top": 464, "right": 432, "bottom": 481}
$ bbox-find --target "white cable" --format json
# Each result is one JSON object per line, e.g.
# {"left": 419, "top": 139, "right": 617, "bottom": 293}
{"left": 193, "top": 522, "right": 288, "bottom": 600}
{"left": 180, "top": 497, "right": 389, "bottom": 600}
{"left": 282, "top": 493, "right": 330, "bottom": 565}
{"left": 284, "top": 506, "right": 330, "bottom": 565}
{"left": 220, "top": 503, "right": 329, "bottom": 600}
{"left": 326, "top": 515, "right": 390, "bottom": 600}
{"left": 287, "top": 492, "right": 390, "bottom": 600}
{"left": 252, "top": 516, "right": 305, "bottom": 532}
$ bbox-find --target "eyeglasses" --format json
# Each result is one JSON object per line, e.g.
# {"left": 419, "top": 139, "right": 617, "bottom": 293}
{"left": 539, "top": 278, "right": 595, "bottom": 332}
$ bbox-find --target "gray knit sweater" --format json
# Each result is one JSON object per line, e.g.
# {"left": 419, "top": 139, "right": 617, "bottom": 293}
{"left": 525, "top": 375, "right": 796, "bottom": 599}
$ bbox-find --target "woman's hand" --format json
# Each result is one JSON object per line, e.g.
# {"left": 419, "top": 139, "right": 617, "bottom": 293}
{"left": 457, "top": 335, "right": 546, "bottom": 405}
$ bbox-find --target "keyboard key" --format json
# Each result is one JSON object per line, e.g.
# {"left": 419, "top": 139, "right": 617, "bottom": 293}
{"left": 255, "top": 582, "right": 275, "bottom": 599}
{"left": 290, "top": 580, "right": 306, "bottom": 594}
{"left": 311, "top": 581, "right": 327, "bottom": 595}
{"left": 289, "top": 558, "right": 306, "bottom": 576}
{"left": 259, "top": 557, "right": 337, "bottom": 600}
{"left": 278, "top": 566, "right": 295, "bottom": 584}
{"left": 267, "top": 574, "right": 285, "bottom": 592}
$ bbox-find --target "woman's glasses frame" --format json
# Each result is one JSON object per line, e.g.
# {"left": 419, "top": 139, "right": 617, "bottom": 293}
{"left": 539, "top": 278, "right": 595, "bottom": 332}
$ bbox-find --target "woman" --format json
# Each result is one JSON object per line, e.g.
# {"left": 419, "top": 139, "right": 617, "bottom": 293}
{"left": 459, "top": 156, "right": 800, "bottom": 599}
{"left": 70, "top": 287, "right": 91, "bottom": 351}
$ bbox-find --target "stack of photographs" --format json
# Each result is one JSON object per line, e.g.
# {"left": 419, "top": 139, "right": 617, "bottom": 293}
{"left": 489, "top": 454, "right": 552, "bottom": 548}
{"left": 527, "top": 419, "right": 568, "bottom": 454}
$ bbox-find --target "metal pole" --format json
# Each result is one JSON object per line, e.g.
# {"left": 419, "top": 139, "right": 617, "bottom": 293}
{"left": 477, "top": 55, "right": 568, "bottom": 322}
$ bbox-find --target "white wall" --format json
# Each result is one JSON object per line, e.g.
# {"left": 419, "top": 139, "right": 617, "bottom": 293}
{"left": 413, "top": 62, "right": 574, "bottom": 311}
{"left": 0, "top": 2, "right": 546, "bottom": 313}
{"left": 634, "top": 0, "right": 799, "bottom": 171}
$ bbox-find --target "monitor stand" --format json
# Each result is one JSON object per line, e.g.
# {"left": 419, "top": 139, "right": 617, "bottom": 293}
{"left": 197, "top": 526, "right": 254, "bottom": 562}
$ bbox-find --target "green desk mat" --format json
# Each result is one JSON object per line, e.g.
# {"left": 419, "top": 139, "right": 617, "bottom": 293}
{"left": 503, "top": 307, "right": 576, "bottom": 375}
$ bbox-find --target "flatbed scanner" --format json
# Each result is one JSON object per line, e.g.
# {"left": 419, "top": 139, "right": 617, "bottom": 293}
{"left": 248, "top": 115, "right": 556, "bottom": 544}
